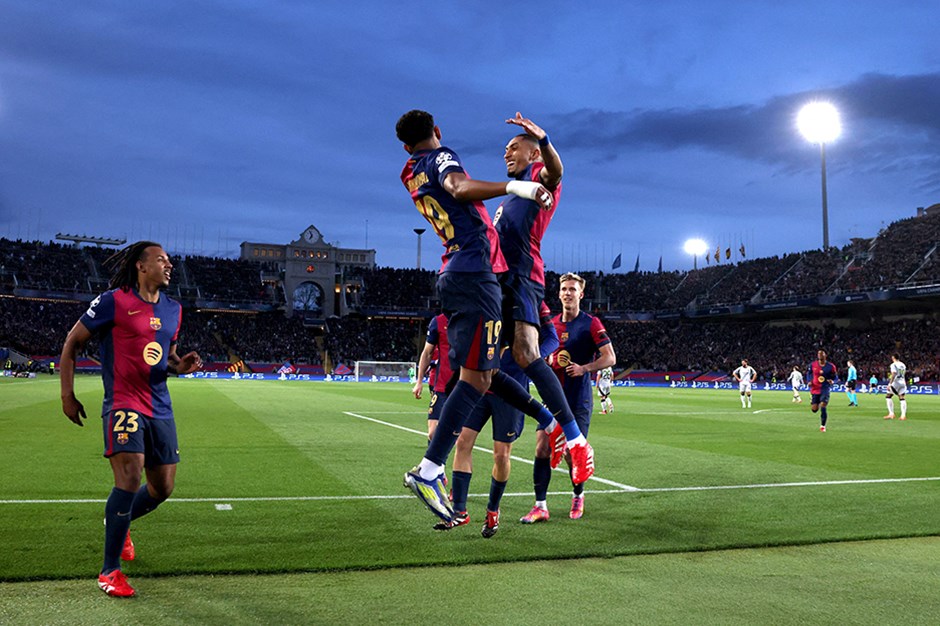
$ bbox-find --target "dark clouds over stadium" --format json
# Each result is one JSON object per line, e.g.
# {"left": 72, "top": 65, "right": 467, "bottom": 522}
{"left": 1, "top": 1, "right": 938, "bottom": 271}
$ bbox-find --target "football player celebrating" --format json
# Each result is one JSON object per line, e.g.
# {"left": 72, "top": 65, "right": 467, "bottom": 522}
{"left": 60, "top": 241, "right": 202, "bottom": 597}
{"left": 808, "top": 349, "right": 837, "bottom": 432}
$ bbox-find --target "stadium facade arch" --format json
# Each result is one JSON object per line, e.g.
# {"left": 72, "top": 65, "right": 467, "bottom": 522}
{"left": 240, "top": 225, "right": 375, "bottom": 319}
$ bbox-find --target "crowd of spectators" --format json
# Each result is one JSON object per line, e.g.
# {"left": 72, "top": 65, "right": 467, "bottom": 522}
{"left": 5, "top": 295, "right": 936, "bottom": 382}
{"left": 607, "top": 317, "right": 938, "bottom": 382}
{"left": 835, "top": 210, "right": 940, "bottom": 292}
{"left": 183, "top": 256, "right": 271, "bottom": 303}
{"left": 356, "top": 267, "right": 437, "bottom": 310}
{"left": 0, "top": 239, "right": 95, "bottom": 292}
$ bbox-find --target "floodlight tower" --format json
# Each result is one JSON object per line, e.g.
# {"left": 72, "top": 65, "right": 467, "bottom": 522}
{"left": 797, "top": 102, "right": 841, "bottom": 250}
{"left": 413, "top": 228, "right": 426, "bottom": 269}
{"left": 683, "top": 238, "right": 708, "bottom": 270}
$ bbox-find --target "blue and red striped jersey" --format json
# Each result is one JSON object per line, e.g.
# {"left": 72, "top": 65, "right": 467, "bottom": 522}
{"left": 80, "top": 288, "right": 182, "bottom": 419}
{"left": 401, "top": 146, "right": 507, "bottom": 274}
{"left": 494, "top": 162, "right": 560, "bottom": 285}
{"left": 550, "top": 311, "right": 610, "bottom": 414}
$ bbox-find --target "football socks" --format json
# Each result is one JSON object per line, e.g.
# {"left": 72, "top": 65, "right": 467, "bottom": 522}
{"left": 102, "top": 487, "right": 135, "bottom": 574}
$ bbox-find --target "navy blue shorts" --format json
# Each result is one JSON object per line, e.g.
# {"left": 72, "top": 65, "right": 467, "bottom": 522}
{"left": 500, "top": 273, "right": 545, "bottom": 329}
{"left": 437, "top": 272, "right": 502, "bottom": 372}
{"left": 103, "top": 409, "right": 180, "bottom": 466}
{"left": 427, "top": 391, "right": 448, "bottom": 421}
{"left": 811, "top": 391, "right": 831, "bottom": 405}
{"left": 462, "top": 394, "right": 525, "bottom": 443}
{"left": 574, "top": 406, "right": 591, "bottom": 439}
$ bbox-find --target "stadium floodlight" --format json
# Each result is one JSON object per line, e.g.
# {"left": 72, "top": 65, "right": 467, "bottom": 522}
{"left": 797, "top": 101, "right": 841, "bottom": 250}
{"left": 683, "top": 238, "right": 708, "bottom": 270}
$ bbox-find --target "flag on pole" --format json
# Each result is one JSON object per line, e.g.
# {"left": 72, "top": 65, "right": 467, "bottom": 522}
{"left": 725, "top": 247, "right": 731, "bottom": 260}
{"left": 739, "top": 243, "right": 746, "bottom": 258}
{"left": 334, "top": 363, "right": 352, "bottom": 376}
{"left": 714, "top": 246, "right": 720, "bottom": 263}
{"left": 611, "top": 253, "right": 622, "bottom": 270}
{"left": 657, "top": 256, "right": 663, "bottom": 273}
{"left": 633, "top": 254, "right": 640, "bottom": 272}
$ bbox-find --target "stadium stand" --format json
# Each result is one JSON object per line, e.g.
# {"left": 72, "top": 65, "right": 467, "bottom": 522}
{"left": 2, "top": 207, "right": 938, "bottom": 380}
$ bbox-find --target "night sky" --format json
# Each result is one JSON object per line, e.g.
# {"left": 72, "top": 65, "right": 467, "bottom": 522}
{"left": 1, "top": 1, "right": 938, "bottom": 272}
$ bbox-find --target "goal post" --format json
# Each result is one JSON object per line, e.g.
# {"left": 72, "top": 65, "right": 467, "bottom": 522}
{"left": 354, "top": 360, "right": 417, "bottom": 383}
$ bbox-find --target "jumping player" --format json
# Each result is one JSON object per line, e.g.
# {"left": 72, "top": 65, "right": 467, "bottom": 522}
{"left": 597, "top": 366, "right": 614, "bottom": 414}
{"left": 413, "top": 313, "right": 452, "bottom": 440}
{"left": 521, "top": 273, "right": 615, "bottom": 523}
{"left": 884, "top": 354, "right": 908, "bottom": 420}
{"left": 733, "top": 359, "right": 757, "bottom": 408}
{"left": 493, "top": 113, "right": 591, "bottom": 470}
{"left": 808, "top": 349, "right": 837, "bottom": 432}
{"left": 441, "top": 302, "right": 558, "bottom": 538}
{"left": 396, "top": 110, "right": 594, "bottom": 523}
{"left": 788, "top": 365, "right": 804, "bottom": 403}
{"left": 60, "top": 241, "right": 202, "bottom": 597}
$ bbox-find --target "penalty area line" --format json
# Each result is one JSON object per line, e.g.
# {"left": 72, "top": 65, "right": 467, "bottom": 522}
{"left": 343, "top": 411, "right": 639, "bottom": 491}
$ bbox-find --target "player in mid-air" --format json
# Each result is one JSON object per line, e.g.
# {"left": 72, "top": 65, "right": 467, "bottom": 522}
{"left": 59, "top": 241, "right": 202, "bottom": 597}
{"left": 597, "top": 366, "right": 614, "bottom": 414}
{"left": 493, "top": 113, "right": 593, "bottom": 472}
{"left": 788, "top": 365, "right": 804, "bottom": 403}
{"left": 441, "top": 302, "right": 558, "bottom": 537}
{"left": 808, "top": 349, "right": 837, "bottom": 432}
{"left": 521, "top": 273, "right": 615, "bottom": 523}
{"left": 396, "top": 110, "right": 594, "bottom": 524}
{"left": 733, "top": 359, "right": 757, "bottom": 408}
{"left": 845, "top": 359, "right": 859, "bottom": 407}
{"left": 413, "top": 313, "right": 451, "bottom": 440}
{"left": 884, "top": 354, "right": 908, "bottom": 420}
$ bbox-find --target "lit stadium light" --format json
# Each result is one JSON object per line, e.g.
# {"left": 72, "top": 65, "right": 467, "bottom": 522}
{"left": 684, "top": 238, "right": 708, "bottom": 269}
{"left": 797, "top": 102, "right": 841, "bottom": 144}
{"left": 798, "top": 101, "right": 841, "bottom": 250}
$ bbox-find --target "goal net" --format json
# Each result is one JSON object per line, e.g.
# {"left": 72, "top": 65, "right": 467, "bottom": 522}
{"left": 354, "top": 360, "right": 417, "bottom": 383}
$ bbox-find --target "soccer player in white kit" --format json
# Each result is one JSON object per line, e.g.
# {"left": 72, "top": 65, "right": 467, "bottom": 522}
{"left": 596, "top": 366, "right": 614, "bottom": 414}
{"left": 733, "top": 359, "right": 757, "bottom": 408}
{"left": 884, "top": 354, "right": 908, "bottom": 420}
{"left": 788, "top": 366, "right": 804, "bottom": 403}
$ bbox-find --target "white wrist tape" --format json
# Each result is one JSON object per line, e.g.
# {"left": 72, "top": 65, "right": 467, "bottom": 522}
{"left": 506, "top": 180, "right": 540, "bottom": 200}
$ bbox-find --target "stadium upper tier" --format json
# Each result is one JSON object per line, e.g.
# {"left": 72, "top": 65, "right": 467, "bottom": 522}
{"left": 2, "top": 208, "right": 938, "bottom": 311}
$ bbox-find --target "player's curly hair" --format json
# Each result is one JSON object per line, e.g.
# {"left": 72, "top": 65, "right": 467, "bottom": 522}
{"left": 104, "top": 240, "right": 161, "bottom": 291}
{"left": 396, "top": 110, "right": 435, "bottom": 148}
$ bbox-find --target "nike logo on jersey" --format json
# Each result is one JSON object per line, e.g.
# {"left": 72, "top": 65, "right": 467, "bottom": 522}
{"left": 128, "top": 310, "right": 142, "bottom": 316}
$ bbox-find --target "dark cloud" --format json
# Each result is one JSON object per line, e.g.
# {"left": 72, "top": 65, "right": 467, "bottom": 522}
{"left": 511, "top": 72, "right": 940, "bottom": 183}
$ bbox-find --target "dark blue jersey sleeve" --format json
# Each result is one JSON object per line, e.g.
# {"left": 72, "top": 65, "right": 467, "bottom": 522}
{"left": 80, "top": 290, "right": 116, "bottom": 334}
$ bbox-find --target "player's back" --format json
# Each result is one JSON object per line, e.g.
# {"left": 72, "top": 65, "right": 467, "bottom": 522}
{"left": 401, "top": 146, "right": 506, "bottom": 274}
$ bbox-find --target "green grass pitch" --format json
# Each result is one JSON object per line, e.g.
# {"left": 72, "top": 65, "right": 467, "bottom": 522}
{"left": 1, "top": 376, "right": 938, "bottom": 624}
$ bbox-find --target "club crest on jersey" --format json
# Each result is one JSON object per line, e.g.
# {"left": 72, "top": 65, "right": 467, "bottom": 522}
{"left": 560, "top": 332, "right": 569, "bottom": 343}
{"left": 150, "top": 317, "right": 162, "bottom": 330}
{"left": 117, "top": 433, "right": 129, "bottom": 445}
{"left": 487, "top": 347, "right": 495, "bottom": 360}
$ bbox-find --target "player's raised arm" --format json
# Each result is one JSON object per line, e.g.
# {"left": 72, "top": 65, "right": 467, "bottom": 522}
{"left": 506, "top": 112, "right": 563, "bottom": 189}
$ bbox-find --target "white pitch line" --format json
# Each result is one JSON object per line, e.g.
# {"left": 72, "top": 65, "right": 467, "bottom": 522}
{"left": 3, "top": 476, "right": 938, "bottom": 506}
{"left": 639, "top": 476, "right": 940, "bottom": 493}
{"left": 344, "top": 411, "right": 639, "bottom": 491}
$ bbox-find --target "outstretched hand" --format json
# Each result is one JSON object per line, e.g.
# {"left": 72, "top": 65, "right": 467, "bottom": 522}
{"left": 62, "top": 393, "right": 87, "bottom": 427}
{"left": 506, "top": 112, "right": 546, "bottom": 141}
